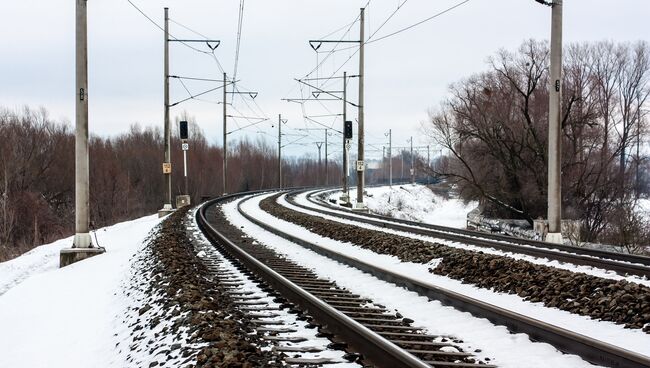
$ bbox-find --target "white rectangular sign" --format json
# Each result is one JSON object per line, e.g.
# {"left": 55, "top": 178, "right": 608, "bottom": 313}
{"left": 181, "top": 143, "right": 189, "bottom": 151}
{"left": 356, "top": 160, "right": 365, "bottom": 171}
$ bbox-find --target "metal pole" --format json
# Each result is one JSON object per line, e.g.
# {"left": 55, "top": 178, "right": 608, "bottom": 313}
{"left": 162, "top": 7, "right": 172, "bottom": 211}
{"left": 356, "top": 8, "right": 365, "bottom": 206}
{"left": 222, "top": 72, "right": 227, "bottom": 194}
{"left": 325, "top": 129, "right": 329, "bottom": 186}
{"left": 278, "top": 114, "right": 282, "bottom": 189}
{"left": 342, "top": 71, "right": 349, "bottom": 199}
{"left": 389, "top": 129, "right": 392, "bottom": 187}
{"left": 547, "top": 0, "right": 563, "bottom": 243}
{"left": 73, "top": 0, "right": 92, "bottom": 248}
{"left": 183, "top": 149, "right": 188, "bottom": 195}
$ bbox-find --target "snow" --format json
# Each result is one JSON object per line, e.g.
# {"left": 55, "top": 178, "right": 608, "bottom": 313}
{"left": 226, "top": 192, "right": 650, "bottom": 364}
{"left": 334, "top": 184, "right": 477, "bottom": 228}
{"left": 0, "top": 214, "right": 161, "bottom": 368}
{"left": 294, "top": 190, "right": 650, "bottom": 287}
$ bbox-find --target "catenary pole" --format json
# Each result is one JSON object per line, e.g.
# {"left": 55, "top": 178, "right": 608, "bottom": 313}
{"left": 325, "top": 130, "right": 329, "bottom": 185}
{"left": 427, "top": 145, "right": 430, "bottom": 184}
{"left": 316, "top": 142, "right": 323, "bottom": 185}
{"left": 388, "top": 129, "right": 392, "bottom": 187}
{"left": 162, "top": 7, "right": 173, "bottom": 212}
{"left": 547, "top": 0, "right": 563, "bottom": 243}
{"left": 278, "top": 114, "right": 282, "bottom": 189}
{"left": 222, "top": 72, "right": 227, "bottom": 194}
{"left": 356, "top": 8, "right": 366, "bottom": 207}
{"left": 73, "top": 0, "right": 92, "bottom": 248}
{"left": 342, "top": 71, "right": 349, "bottom": 199}
{"left": 410, "top": 136, "right": 414, "bottom": 184}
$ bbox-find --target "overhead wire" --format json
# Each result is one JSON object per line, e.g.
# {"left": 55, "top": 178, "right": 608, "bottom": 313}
{"left": 232, "top": 0, "right": 246, "bottom": 100}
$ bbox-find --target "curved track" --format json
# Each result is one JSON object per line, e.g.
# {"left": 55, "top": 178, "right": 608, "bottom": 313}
{"left": 198, "top": 191, "right": 493, "bottom": 368}
{"left": 206, "top": 189, "right": 650, "bottom": 368}
{"left": 290, "top": 188, "right": 650, "bottom": 279}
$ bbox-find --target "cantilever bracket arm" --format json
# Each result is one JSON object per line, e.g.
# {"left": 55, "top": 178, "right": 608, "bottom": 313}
{"left": 308, "top": 39, "right": 361, "bottom": 52}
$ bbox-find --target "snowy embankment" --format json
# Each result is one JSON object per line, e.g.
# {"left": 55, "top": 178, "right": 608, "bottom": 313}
{"left": 0, "top": 215, "right": 161, "bottom": 368}
{"left": 334, "top": 184, "right": 477, "bottom": 228}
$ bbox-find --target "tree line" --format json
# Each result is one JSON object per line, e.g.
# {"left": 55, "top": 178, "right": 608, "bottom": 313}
{"left": 0, "top": 107, "right": 339, "bottom": 261}
{"left": 424, "top": 40, "right": 650, "bottom": 252}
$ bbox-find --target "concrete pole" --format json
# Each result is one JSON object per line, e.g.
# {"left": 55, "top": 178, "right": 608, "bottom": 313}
{"left": 547, "top": 0, "right": 563, "bottom": 243}
{"left": 278, "top": 114, "right": 282, "bottom": 189}
{"left": 325, "top": 129, "right": 329, "bottom": 186}
{"left": 410, "top": 136, "right": 415, "bottom": 184}
{"left": 316, "top": 142, "right": 323, "bottom": 185}
{"left": 73, "top": 0, "right": 92, "bottom": 248}
{"left": 162, "top": 7, "right": 172, "bottom": 211}
{"left": 388, "top": 129, "right": 392, "bottom": 187}
{"left": 222, "top": 72, "right": 228, "bottom": 194}
{"left": 382, "top": 146, "right": 386, "bottom": 183}
{"left": 427, "top": 145, "right": 430, "bottom": 184}
{"left": 355, "top": 8, "right": 366, "bottom": 207}
{"left": 401, "top": 152, "right": 404, "bottom": 181}
{"left": 342, "top": 71, "right": 349, "bottom": 199}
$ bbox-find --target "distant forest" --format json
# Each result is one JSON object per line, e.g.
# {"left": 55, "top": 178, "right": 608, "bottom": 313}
{"left": 0, "top": 107, "right": 340, "bottom": 261}
{"left": 424, "top": 40, "right": 650, "bottom": 252}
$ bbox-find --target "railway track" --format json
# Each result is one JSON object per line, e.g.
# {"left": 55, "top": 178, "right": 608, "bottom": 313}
{"left": 197, "top": 192, "right": 493, "bottom": 368}
{"left": 290, "top": 188, "right": 650, "bottom": 279}
{"left": 202, "top": 189, "right": 650, "bottom": 368}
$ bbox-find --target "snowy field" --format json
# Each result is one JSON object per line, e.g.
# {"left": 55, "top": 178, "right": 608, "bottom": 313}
{"left": 334, "top": 184, "right": 477, "bottom": 228}
{"left": 0, "top": 215, "right": 161, "bottom": 368}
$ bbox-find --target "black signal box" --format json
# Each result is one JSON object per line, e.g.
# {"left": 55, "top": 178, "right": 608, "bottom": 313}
{"left": 344, "top": 121, "right": 353, "bottom": 139}
{"left": 179, "top": 121, "right": 189, "bottom": 140}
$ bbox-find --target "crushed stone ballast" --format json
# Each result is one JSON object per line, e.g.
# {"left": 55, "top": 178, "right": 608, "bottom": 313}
{"left": 301, "top": 188, "right": 650, "bottom": 279}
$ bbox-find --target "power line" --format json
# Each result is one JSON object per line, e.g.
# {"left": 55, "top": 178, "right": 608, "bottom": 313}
{"left": 367, "top": 0, "right": 472, "bottom": 44}
{"left": 233, "top": 0, "right": 246, "bottom": 94}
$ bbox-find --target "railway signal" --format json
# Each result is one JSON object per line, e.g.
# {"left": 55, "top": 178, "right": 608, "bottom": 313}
{"left": 178, "top": 120, "right": 190, "bottom": 207}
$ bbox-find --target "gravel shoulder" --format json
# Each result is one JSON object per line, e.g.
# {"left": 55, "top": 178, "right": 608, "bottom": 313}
{"left": 122, "top": 207, "right": 282, "bottom": 367}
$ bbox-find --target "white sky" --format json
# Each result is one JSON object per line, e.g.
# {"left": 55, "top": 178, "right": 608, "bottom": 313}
{"left": 1, "top": 0, "right": 649, "bottom": 160}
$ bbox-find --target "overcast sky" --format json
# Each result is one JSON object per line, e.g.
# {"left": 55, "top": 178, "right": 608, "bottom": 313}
{"left": 1, "top": 0, "right": 649, "bottom": 160}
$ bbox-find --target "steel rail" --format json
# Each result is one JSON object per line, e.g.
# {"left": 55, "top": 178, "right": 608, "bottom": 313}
{"left": 197, "top": 191, "right": 433, "bottom": 368}
{"left": 289, "top": 189, "right": 650, "bottom": 278}
{"left": 239, "top": 190, "right": 650, "bottom": 368}
{"left": 309, "top": 188, "right": 650, "bottom": 267}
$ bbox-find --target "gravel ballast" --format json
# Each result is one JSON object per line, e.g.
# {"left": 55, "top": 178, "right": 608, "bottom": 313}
{"left": 123, "top": 207, "right": 282, "bottom": 367}
{"left": 260, "top": 195, "right": 650, "bottom": 333}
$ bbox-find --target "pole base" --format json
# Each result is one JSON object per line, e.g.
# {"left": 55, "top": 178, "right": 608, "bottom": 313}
{"left": 73, "top": 232, "right": 93, "bottom": 248}
{"left": 351, "top": 202, "right": 369, "bottom": 212}
{"left": 158, "top": 204, "right": 175, "bottom": 218}
{"left": 545, "top": 232, "right": 564, "bottom": 244}
{"left": 60, "top": 247, "right": 105, "bottom": 268}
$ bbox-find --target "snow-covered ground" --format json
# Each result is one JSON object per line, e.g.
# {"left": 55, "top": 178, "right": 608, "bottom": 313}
{"left": 0, "top": 215, "right": 161, "bottom": 368}
{"left": 228, "top": 192, "right": 650, "bottom": 366}
{"left": 333, "top": 184, "right": 477, "bottom": 228}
